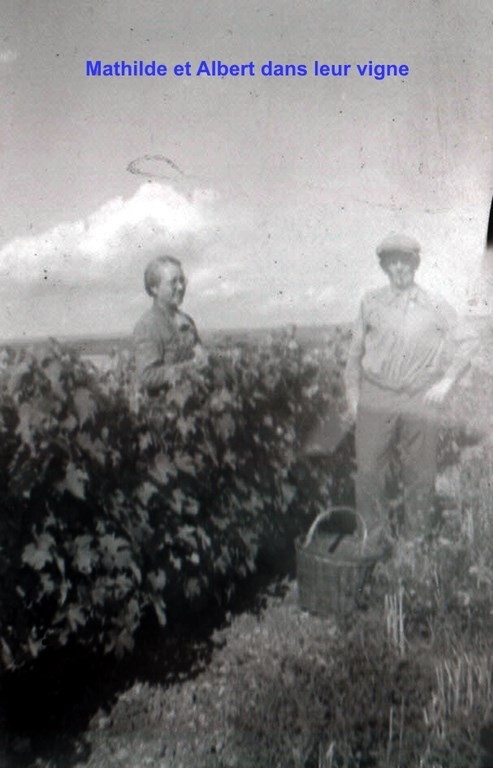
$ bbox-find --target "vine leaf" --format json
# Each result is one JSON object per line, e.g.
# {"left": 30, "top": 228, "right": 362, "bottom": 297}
{"left": 149, "top": 452, "right": 177, "bottom": 484}
{"left": 44, "top": 359, "right": 65, "bottom": 399}
{"left": 99, "top": 534, "right": 128, "bottom": 558}
{"left": 135, "top": 481, "right": 160, "bottom": 506}
{"left": 177, "top": 416, "right": 195, "bottom": 437}
{"left": 184, "top": 577, "right": 201, "bottom": 599}
{"left": 22, "top": 533, "right": 56, "bottom": 570}
{"left": 0, "top": 639, "right": 15, "bottom": 670}
{"left": 174, "top": 452, "right": 196, "bottom": 475}
{"left": 16, "top": 402, "right": 40, "bottom": 445}
{"left": 67, "top": 604, "right": 86, "bottom": 631}
{"left": 55, "top": 462, "right": 88, "bottom": 500}
{"left": 73, "top": 387, "right": 98, "bottom": 427}
{"left": 152, "top": 599, "right": 167, "bottom": 627}
{"left": 148, "top": 569, "right": 166, "bottom": 590}
{"left": 216, "top": 413, "right": 235, "bottom": 440}
{"left": 115, "top": 629, "right": 135, "bottom": 656}
{"left": 73, "top": 535, "right": 96, "bottom": 573}
{"left": 76, "top": 432, "right": 106, "bottom": 464}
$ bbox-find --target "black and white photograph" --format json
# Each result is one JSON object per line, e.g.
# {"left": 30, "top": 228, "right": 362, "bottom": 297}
{"left": 0, "top": 1, "right": 492, "bottom": 766}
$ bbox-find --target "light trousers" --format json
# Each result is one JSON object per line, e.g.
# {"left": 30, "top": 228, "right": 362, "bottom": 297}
{"left": 355, "top": 378, "right": 441, "bottom": 540}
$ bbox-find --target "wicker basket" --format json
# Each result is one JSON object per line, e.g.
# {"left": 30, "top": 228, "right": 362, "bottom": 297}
{"left": 296, "top": 506, "right": 378, "bottom": 617}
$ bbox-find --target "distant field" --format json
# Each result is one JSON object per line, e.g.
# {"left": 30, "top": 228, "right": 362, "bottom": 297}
{"left": 0, "top": 323, "right": 353, "bottom": 356}
{"left": 2, "top": 318, "right": 490, "bottom": 372}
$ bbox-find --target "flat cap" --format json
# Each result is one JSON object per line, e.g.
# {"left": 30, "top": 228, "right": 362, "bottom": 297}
{"left": 376, "top": 234, "right": 421, "bottom": 257}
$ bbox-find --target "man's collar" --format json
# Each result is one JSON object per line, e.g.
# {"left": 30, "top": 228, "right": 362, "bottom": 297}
{"left": 386, "top": 283, "right": 420, "bottom": 301}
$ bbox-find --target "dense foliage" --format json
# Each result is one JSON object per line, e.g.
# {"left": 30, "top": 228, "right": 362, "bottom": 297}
{"left": 2, "top": 328, "right": 493, "bottom": 767}
{"left": 0, "top": 331, "right": 353, "bottom": 671}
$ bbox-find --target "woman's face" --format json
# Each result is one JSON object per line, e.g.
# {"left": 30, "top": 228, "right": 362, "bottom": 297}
{"left": 154, "top": 263, "right": 187, "bottom": 309}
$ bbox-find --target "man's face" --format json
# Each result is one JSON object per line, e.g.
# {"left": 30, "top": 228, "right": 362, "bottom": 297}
{"left": 383, "top": 253, "right": 417, "bottom": 290}
{"left": 154, "top": 263, "right": 187, "bottom": 310}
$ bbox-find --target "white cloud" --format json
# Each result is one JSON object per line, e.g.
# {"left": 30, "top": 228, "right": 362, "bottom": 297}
{"left": 0, "top": 178, "right": 487, "bottom": 339}
{"left": 0, "top": 49, "right": 17, "bottom": 64}
{"left": 190, "top": 266, "right": 241, "bottom": 299}
{"left": 0, "top": 183, "right": 218, "bottom": 287}
{"left": 0, "top": 181, "right": 255, "bottom": 337}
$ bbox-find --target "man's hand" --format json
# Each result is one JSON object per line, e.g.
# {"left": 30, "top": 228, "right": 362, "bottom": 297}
{"left": 193, "top": 344, "right": 209, "bottom": 369}
{"left": 423, "top": 376, "right": 454, "bottom": 406}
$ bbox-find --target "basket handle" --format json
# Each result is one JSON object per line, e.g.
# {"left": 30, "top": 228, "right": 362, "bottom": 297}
{"left": 303, "top": 506, "right": 367, "bottom": 551}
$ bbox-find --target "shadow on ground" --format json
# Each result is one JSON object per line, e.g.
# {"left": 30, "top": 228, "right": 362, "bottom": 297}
{"left": 0, "top": 568, "right": 292, "bottom": 768}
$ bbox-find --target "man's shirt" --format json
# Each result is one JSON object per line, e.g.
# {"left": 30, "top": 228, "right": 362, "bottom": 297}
{"left": 345, "top": 284, "right": 470, "bottom": 395}
{"left": 133, "top": 303, "right": 200, "bottom": 393}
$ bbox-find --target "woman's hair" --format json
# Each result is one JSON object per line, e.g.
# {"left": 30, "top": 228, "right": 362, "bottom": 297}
{"left": 144, "top": 255, "right": 183, "bottom": 297}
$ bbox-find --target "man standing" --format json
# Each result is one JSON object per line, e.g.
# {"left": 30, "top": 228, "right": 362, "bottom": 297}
{"left": 344, "top": 234, "right": 470, "bottom": 551}
{"left": 134, "top": 255, "right": 208, "bottom": 394}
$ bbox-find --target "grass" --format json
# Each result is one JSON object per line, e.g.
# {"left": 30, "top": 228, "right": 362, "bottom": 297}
{"left": 75, "top": 573, "right": 485, "bottom": 767}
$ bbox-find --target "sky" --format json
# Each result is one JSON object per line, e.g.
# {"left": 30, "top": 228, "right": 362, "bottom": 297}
{"left": 0, "top": 0, "right": 492, "bottom": 339}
